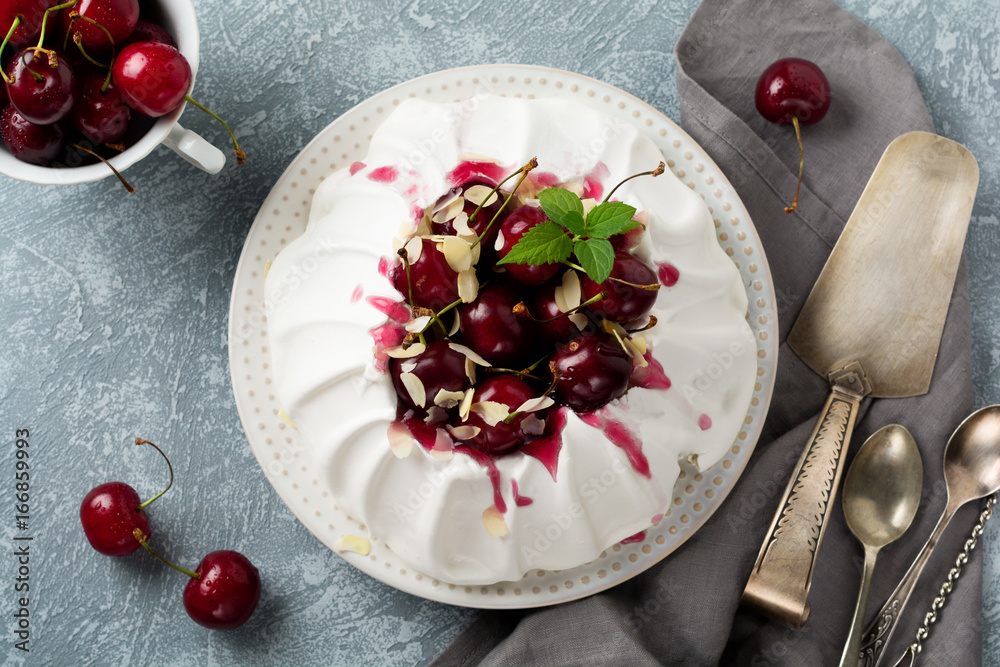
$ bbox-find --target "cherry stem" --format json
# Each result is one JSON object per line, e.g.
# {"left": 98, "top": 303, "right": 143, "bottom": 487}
{"left": 485, "top": 367, "right": 541, "bottom": 382}
{"left": 609, "top": 276, "right": 660, "bottom": 291}
{"left": 184, "top": 95, "right": 247, "bottom": 165}
{"left": 134, "top": 438, "right": 173, "bottom": 509}
{"left": 1, "top": 18, "right": 20, "bottom": 82}
{"left": 70, "top": 143, "right": 135, "bottom": 193}
{"left": 471, "top": 157, "right": 538, "bottom": 249}
{"left": 602, "top": 161, "right": 665, "bottom": 204}
{"left": 514, "top": 291, "right": 604, "bottom": 323}
{"left": 71, "top": 13, "right": 116, "bottom": 59}
{"left": 626, "top": 315, "right": 658, "bottom": 333}
{"left": 20, "top": 51, "right": 45, "bottom": 82}
{"left": 73, "top": 32, "right": 109, "bottom": 69}
{"left": 504, "top": 368, "right": 561, "bottom": 422}
{"left": 416, "top": 296, "right": 464, "bottom": 337}
{"left": 36, "top": 0, "right": 77, "bottom": 52}
{"left": 133, "top": 529, "right": 200, "bottom": 580}
{"left": 784, "top": 116, "right": 803, "bottom": 214}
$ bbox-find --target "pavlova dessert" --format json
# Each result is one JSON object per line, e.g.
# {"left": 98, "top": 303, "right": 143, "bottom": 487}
{"left": 264, "top": 95, "right": 756, "bottom": 585}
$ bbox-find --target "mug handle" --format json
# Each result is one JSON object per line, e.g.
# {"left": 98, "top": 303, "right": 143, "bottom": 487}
{"left": 162, "top": 122, "right": 226, "bottom": 174}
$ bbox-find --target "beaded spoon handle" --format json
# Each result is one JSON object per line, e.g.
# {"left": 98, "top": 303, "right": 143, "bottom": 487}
{"left": 891, "top": 494, "right": 996, "bottom": 667}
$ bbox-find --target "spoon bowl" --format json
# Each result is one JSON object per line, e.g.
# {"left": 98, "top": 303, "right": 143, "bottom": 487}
{"left": 839, "top": 424, "right": 923, "bottom": 667}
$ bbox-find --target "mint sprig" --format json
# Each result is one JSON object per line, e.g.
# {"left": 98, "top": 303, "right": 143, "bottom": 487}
{"left": 496, "top": 188, "right": 640, "bottom": 284}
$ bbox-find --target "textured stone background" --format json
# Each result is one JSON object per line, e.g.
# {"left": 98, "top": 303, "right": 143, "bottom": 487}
{"left": 0, "top": 0, "right": 997, "bottom": 664}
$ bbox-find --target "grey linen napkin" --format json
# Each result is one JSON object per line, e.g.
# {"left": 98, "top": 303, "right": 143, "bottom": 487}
{"left": 432, "top": 0, "right": 981, "bottom": 664}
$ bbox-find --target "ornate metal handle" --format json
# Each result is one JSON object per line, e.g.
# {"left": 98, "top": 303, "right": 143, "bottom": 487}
{"left": 741, "top": 362, "right": 870, "bottom": 625}
{"left": 889, "top": 494, "right": 995, "bottom": 667}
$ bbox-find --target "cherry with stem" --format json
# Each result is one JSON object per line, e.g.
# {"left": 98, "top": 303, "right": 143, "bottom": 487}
{"left": 70, "top": 142, "right": 135, "bottom": 192}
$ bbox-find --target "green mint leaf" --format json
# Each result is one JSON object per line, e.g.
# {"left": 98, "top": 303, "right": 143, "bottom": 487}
{"left": 497, "top": 220, "right": 573, "bottom": 266}
{"left": 574, "top": 238, "right": 615, "bottom": 283}
{"left": 537, "top": 187, "right": 584, "bottom": 227}
{"left": 560, "top": 210, "right": 587, "bottom": 236}
{"left": 585, "top": 201, "right": 639, "bottom": 239}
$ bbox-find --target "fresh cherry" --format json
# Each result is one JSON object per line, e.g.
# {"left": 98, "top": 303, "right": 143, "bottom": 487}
{"left": 463, "top": 375, "right": 539, "bottom": 454}
{"left": 497, "top": 205, "right": 560, "bottom": 285}
{"left": 183, "top": 550, "right": 261, "bottom": 631}
{"left": 79, "top": 438, "right": 171, "bottom": 557}
{"left": 71, "top": 71, "right": 128, "bottom": 142}
{"left": 389, "top": 238, "right": 460, "bottom": 310}
{"left": 5, "top": 48, "right": 77, "bottom": 124}
{"left": 458, "top": 281, "right": 539, "bottom": 367}
{"left": 125, "top": 19, "right": 175, "bottom": 47}
{"left": 755, "top": 58, "right": 831, "bottom": 213}
{"left": 549, "top": 332, "right": 632, "bottom": 412}
{"left": 1, "top": 103, "right": 64, "bottom": 164}
{"left": 60, "top": 0, "right": 139, "bottom": 56}
{"left": 580, "top": 252, "right": 658, "bottom": 323}
{"left": 112, "top": 40, "right": 188, "bottom": 117}
{"left": 0, "top": 0, "right": 58, "bottom": 49}
{"left": 80, "top": 481, "right": 150, "bottom": 557}
{"left": 389, "top": 339, "right": 470, "bottom": 413}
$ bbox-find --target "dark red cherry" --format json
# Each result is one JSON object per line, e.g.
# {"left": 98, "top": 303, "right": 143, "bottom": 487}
{"left": 60, "top": 0, "right": 139, "bottom": 55}
{"left": 112, "top": 41, "right": 191, "bottom": 117}
{"left": 755, "top": 58, "right": 831, "bottom": 126}
{"left": 389, "top": 238, "right": 460, "bottom": 310}
{"left": 459, "top": 281, "right": 539, "bottom": 367}
{"left": 497, "top": 205, "right": 560, "bottom": 285}
{"left": 1, "top": 0, "right": 59, "bottom": 49}
{"left": 1, "top": 104, "right": 65, "bottom": 164}
{"left": 530, "top": 280, "right": 587, "bottom": 345}
{"left": 5, "top": 48, "right": 77, "bottom": 125}
{"left": 183, "top": 550, "right": 261, "bottom": 630}
{"left": 79, "top": 481, "right": 149, "bottom": 557}
{"left": 125, "top": 19, "right": 175, "bottom": 47}
{"left": 71, "top": 72, "right": 129, "bottom": 142}
{"left": 580, "top": 252, "right": 658, "bottom": 323}
{"left": 550, "top": 332, "right": 631, "bottom": 412}
{"left": 431, "top": 179, "right": 508, "bottom": 248}
{"left": 389, "top": 339, "right": 470, "bottom": 412}
{"left": 463, "top": 375, "right": 539, "bottom": 454}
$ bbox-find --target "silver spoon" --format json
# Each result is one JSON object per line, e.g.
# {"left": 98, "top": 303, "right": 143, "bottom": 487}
{"left": 858, "top": 404, "right": 1000, "bottom": 666}
{"left": 839, "top": 425, "right": 923, "bottom": 667}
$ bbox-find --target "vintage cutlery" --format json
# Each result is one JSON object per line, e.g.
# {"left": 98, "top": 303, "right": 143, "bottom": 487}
{"left": 741, "top": 131, "right": 979, "bottom": 625}
{"left": 838, "top": 425, "right": 923, "bottom": 667}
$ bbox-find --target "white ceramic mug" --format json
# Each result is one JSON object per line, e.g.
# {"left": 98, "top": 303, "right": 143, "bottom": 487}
{"left": 0, "top": 0, "right": 225, "bottom": 185}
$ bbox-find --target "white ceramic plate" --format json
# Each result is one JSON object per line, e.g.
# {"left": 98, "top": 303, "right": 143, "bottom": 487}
{"left": 228, "top": 65, "right": 778, "bottom": 609}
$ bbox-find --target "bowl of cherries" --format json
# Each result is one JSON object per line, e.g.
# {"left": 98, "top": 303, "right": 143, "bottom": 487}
{"left": 0, "top": 0, "right": 243, "bottom": 188}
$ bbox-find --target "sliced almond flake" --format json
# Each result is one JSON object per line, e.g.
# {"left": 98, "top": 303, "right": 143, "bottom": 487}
{"left": 494, "top": 230, "right": 505, "bottom": 252}
{"left": 469, "top": 238, "right": 482, "bottom": 266}
{"left": 603, "top": 319, "right": 628, "bottom": 337}
{"left": 521, "top": 413, "right": 546, "bottom": 436}
{"left": 448, "top": 424, "right": 481, "bottom": 440}
{"left": 631, "top": 335, "right": 647, "bottom": 355}
{"left": 400, "top": 361, "right": 418, "bottom": 373}
{"left": 471, "top": 401, "right": 511, "bottom": 427}
{"left": 399, "top": 372, "right": 427, "bottom": 408}
{"left": 387, "top": 421, "right": 415, "bottom": 458}
{"left": 391, "top": 235, "right": 405, "bottom": 256}
{"left": 464, "top": 357, "right": 477, "bottom": 384}
{"left": 568, "top": 312, "right": 588, "bottom": 331}
{"left": 524, "top": 198, "right": 542, "bottom": 208}
{"left": 464, "top": 184, "right": 499, "bottom": 207}
{"left": 334, "top": 534, "right": 371, "bottom": 556}
{"left": 385, "top": 342, "right": 426, "bottom": 359}
{"left": 609, "top": 327, "right": 632, "bottom": 357}
{"left": 459, "top": 387, "right": 475, "bottom": 420}
{"left": 515, "top": 396, "right": 555, "bottom": 413}
{"left": 414, "top": 214, "right": 432, "bottom": 237}
{"left": 429, "top": 448, "right": 454, "bottom": 461}
{"left": 482, "top": 506, "right": 508, "bottom": 538}
{"left": 564, "top": 181, "right": 584, "bottom": 197}
{"left": 398, "top": 219, "right": 419, "bottom": 239}
{"left": 264, "top": 258, "right": 272, "bottom": 279}
{"left": 405, "top": 315, "right": 431, "bottom": 333}
{"left": 403, "top": 236, "right": 422, "bottom": 264}
{"left": 433, "top": 427, "right": 455, "bottom": 452}
{"left": 279, "top": 408, "right": 297, "bottom": 430}
{"left": 554, "top": 270, "right": 581, "bottom": 313}
{"left": 451, "top": 211, "right": 472, "bottom": 237}
{"left": 443, "top": 236, "right": 473, "bottom": 273}
{"left": 457, "top": 268, "right": 479, "bottom": 303}
{"left": 434, "top": 389, "right": 466, "bottom": 409}
{"left": 449, "top": 342, "right": 492, "bottom": 367}
{"left": 432, "top": 196, "right": 465, "bottom": 223}
{"left": 432, "top": 190, "right": 461, "bottom": 214}
{"left": 626, "top": 338, "right": 648, "bottom": 367}
{"left": 581, "top": 198, "right": 598, "bottom": 216}
{"left": 686, "top": 453, "right": 701, "bottom": 470}
{"left": 457, "top": 152, "right": 499, "bottom": 164}
{"left": 424, "top": 406, "right": 448, "bottom": 425}
{"left": 449, "top": 311, "right": 461, "bottom": 337}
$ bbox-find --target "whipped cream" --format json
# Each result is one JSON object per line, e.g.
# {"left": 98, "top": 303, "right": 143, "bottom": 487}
{"left": 265, "top": 96, "right": 757, "bottom": 585}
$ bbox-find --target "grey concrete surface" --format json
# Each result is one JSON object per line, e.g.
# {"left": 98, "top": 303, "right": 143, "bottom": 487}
{"left": 0, "top": 0, "right": 997, "bottom": 664}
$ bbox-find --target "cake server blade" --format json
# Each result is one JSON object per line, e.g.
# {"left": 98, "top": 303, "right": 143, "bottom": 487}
{"left": 741, "top": 131, "right": 979, "bottom": 625}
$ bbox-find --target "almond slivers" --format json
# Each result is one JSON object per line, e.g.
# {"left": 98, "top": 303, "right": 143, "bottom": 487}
{"left": 434, "top": 389, "right": 466, "bottom": 409}
{"left": 399, "top": 372, "right": 426, "bottom": 408}
{"left": 443, "top": 236, "right": 473, "bottom": 273}
{"left": 385, "top": 342, "right": 426, "bottom": 359}
{"left": 515, "top": 396, "right": 554, "bottom": 413}
{"left": 554, "top": 270, "right": 581, "bottom": 313}
{"left": 387, "top": 421, "right": 415, "bottom": 458}
{"left": 448, "top": 342, "right": 492, "bottom": 367}
{"left": 471, "top": 401, "right": 510, "bottom": 427}
{"left": 334, "top": 534, "right": 371, "bottom": 556}
{"left": 482, "top": 506, "right": 508, "bottom": 538}
{"left": 464, "top": 184, "right": 498, "bottom": 207}
{"left": 457, "top": 269, "right": 479, "bottom": 303}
